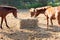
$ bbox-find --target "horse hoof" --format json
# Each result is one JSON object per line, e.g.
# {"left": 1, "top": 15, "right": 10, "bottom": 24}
{"left": 7, "top": 26, "right": 10, "bottom": 29}
{"left": 7, "top": 27, "right": 10, "bottom": 29}
{"left": 6, "top": 25, "right": 10, "bottom": 29}
{"left": 50, "top": 25, "right": 53, "bottom": 27}
{"left": 0, "top": 26, "right": 3, "bottom": 29}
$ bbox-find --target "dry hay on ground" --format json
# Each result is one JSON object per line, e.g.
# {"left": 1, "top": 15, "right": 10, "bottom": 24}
{"left": 20, "top": 18, "right": 38, "bottom": 29}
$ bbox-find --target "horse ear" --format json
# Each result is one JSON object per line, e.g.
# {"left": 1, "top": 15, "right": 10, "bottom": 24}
{"left": 35, "top": 9, "right": 37, "bottom": 12}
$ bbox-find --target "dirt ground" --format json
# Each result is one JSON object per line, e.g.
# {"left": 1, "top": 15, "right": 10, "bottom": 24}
{"left": 0, "top": 9, "right": 60, "bottom": 40}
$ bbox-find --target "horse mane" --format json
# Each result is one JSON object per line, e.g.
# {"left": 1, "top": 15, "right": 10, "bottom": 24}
{"left": 0, "top": 5, "right": 17, "bottom": 10}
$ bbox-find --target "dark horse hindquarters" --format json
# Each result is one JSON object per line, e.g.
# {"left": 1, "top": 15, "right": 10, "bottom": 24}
{"left": 0, "top": 6, "right": 17, "bottom": 29}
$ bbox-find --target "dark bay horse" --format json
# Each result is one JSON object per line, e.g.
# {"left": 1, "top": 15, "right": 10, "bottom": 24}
{"left": 0, "top": 6, "right": 17, "bottom": 29}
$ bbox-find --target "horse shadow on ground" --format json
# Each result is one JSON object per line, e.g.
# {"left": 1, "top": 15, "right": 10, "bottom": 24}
{"left": 48, "top": 25, "right": 60, "bottom": 32}
{"left": 38, "top": 23, "right": 60, "bottom": 32}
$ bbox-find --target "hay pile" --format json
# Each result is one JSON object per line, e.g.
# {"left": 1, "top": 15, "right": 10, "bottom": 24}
{"left": 20, "top": 18, "right": 38, "bottom": 29}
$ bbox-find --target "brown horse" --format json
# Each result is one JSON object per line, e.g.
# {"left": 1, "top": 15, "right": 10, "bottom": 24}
{"left": 30, "top": 6, "right": 52, "bottom": 17}
{"left": 45, "top": 6, "right": 60, "bottom": 29}
{"left": 0, "top": 6, "right": 17, "bottom": 29}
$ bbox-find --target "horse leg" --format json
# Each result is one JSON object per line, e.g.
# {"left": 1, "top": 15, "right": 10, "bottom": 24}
{"left": 46, "top": 16, "right": 49, "bottom": 30}
{"left": 0, "top": 17, "right": 3, "bottom": 29}
{"left": 50, "top": 18, "right": 53, "bottom": 26}
{"left": 4, "top": 18, "right": 10, "bottom": 29}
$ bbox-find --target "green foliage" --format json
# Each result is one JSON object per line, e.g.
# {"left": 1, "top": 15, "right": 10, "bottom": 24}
{"left": 0, "top": 0, "right": 60, "bottom": 9}
{"left": 25, "top": 3, "right": 43, "bottom": 9}
{"left": 47, "top": 2, "right": 60, "bottom": 6}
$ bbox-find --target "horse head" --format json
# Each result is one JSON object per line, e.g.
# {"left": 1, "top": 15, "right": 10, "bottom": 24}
{"left": 29, "top": 8, "right": 35, "bottom": 17}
